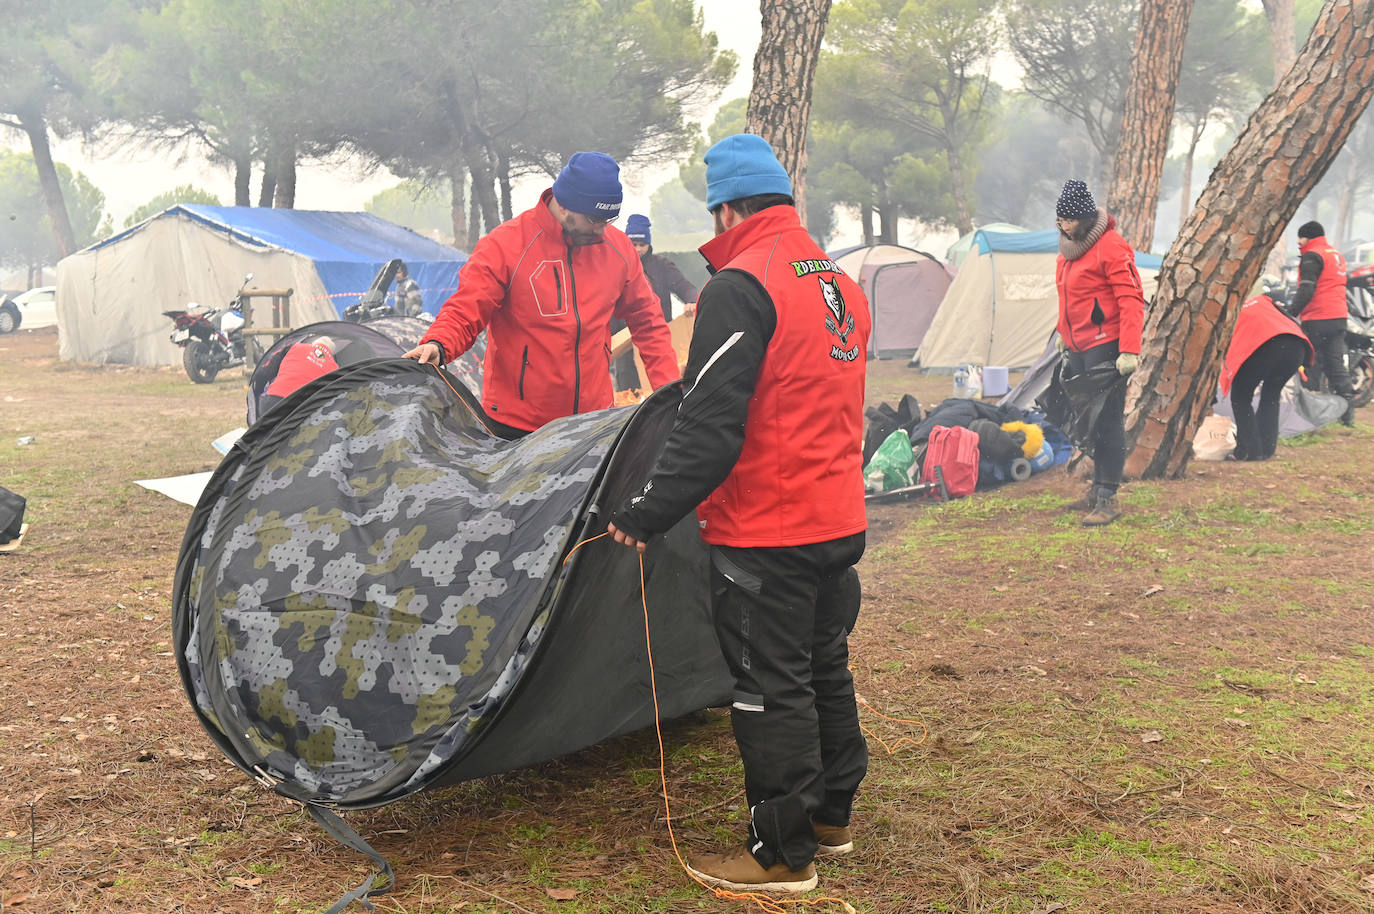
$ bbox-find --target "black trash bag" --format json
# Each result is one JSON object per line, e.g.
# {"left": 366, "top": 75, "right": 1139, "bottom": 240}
{"left": 0, "top": 485, "right": 25, "bottom": 545}
{"left": 1044, "top": 361, "right": 1127, "bottom": 458}
{"left": 862, "top": 393, "right": 923, "bottom": 465}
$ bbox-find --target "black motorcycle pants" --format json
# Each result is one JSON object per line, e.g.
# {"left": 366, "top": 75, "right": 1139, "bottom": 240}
{"left": 708, "top": 532, "right": 868, "bottom": 872}
{"left": 1301, "top": 318, "right": 1353, "bottom": 398}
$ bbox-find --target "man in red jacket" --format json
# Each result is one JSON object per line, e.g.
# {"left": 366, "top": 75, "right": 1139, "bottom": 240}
{"left": 404, "top": 152, "right": 680, "bottom": 436}
{"left": 1054, "top": 179, "right": 1146, "bottom": 526}
{"left": 607, "top": 134, "right": 871, "bottom": 895}
{"left": 1286, "top": 221, "right": 1355, "bottom": 426}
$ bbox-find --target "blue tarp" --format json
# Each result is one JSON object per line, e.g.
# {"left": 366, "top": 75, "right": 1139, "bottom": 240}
{"left": 93, "top": 205, "right": 468, "bottom": 317}
{"left": 976, "top": 229, "right": 1164, "bottom": 270}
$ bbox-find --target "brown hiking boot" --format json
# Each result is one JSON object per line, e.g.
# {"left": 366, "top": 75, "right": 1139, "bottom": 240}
{"left": 685, "top": 845, "right": 817, "bottom": 892}
{"left": 1064, "top": 483, "right": 1097, "bottom": 512}
{"left": 1081, "top": 490, "right": 1122, "bottom": 526}
{"left": 813, "top": 820, "right": 854, "bottom": 857}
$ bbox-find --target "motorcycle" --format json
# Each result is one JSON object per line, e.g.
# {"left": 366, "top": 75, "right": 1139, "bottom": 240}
{"left": 1341, "top": 266, "right": 1374, "bottom": 407}
{"left": 341, "top": 259, "right": 404, "bottom": 324}
{"left": 164, "top": 274, "right": 253, "bottom": 384}
{"left": 1264, "top": 274, "right": 1373, "bottom": 407}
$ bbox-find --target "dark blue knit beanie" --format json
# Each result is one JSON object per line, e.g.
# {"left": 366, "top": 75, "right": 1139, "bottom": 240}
{"left": 552, "top": 152, "right": 622, "bottom": 219}
{"left": 1056, "top": 180, "right": 1097, "bottom": 220}
{"left": 705, "top": 134, "right": 792, "bottom": 211}
{"left": 625, "top": 214, "right": 651, "bottom": 244}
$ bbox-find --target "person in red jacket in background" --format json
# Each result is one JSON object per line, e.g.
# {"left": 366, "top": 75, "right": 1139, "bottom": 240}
{"left": 260, "top": 335, "right": 339, "bottom": 415}
{"left": 608, "top": 135, "right": 871, "bottom": 895}
{"left": 1053, "top": 179, "right": 1146, "bottom": 527}
{"left": 1222, "top": 288, "right": 1313, "bottom": 460}
{"left": 404, "top": 152, "right": 680, "bottom": 437}
{"left": 1285, "top": 221, "right": 1355, "bottom": 426}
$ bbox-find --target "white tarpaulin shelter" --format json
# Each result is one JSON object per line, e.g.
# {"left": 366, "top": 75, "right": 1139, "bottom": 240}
{"left": 56, "top": 205, "right": 466, "bottom": 366}
{"left": 913, "top": 229, "right": 1162, "bottom": 372}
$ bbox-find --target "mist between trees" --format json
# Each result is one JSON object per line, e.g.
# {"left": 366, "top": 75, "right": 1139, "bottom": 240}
{"left": 4, "top": 0, "right": 1362, "bottom": 281}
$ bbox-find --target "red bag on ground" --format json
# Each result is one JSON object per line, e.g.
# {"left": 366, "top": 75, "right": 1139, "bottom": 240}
{"left": 920, "top": 425, "right": 980, "bottom": 497}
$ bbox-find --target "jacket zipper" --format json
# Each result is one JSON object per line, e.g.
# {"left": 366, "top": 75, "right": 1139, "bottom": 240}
{"left": 566, "top": 244, "right": 582, "bottom": 414}
{"left": 518, "top": 345, "right": 529, "bottom": 399}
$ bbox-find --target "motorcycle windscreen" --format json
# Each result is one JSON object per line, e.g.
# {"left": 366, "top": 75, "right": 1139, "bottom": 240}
{"left": 174, "top": 361, "right": 722, "bottom": 809}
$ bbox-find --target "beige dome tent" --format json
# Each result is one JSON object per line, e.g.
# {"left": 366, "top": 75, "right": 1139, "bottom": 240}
{"left": 912, "top": 229, "right": 1161, "bottom": 372}
{"left": 829, "top": 243, "right": 953, "bottom": 359}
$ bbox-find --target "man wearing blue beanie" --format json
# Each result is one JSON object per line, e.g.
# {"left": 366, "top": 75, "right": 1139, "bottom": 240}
{"left": 609, "top": 213, "right": 700, "bottom": 390}
{"left": 407, "top": 152, "right": 679, "bottom": 435}
{"left": 607, "top": 134, "right": 872, "bottom": 894}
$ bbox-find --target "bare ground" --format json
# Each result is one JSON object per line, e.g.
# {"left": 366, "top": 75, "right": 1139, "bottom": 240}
{"left": 1, "top": 327, "right": 1372, "bottom": 913}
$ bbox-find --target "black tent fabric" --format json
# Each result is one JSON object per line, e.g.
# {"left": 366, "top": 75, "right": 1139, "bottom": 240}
{"left": 175, "top": 359, "right": 729, "bottom": 812}
{"left": 245, "top": 319, "right": 486, "bottom": 425}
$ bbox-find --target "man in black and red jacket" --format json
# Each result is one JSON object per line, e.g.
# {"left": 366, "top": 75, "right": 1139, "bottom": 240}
{"left": 1286, "top": 221, "right": 1355, "bottom": 426}
{"left": 607, "top": 134, "right": 871, "bottom": 895}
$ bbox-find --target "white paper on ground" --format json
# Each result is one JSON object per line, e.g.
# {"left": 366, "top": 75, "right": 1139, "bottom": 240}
{"left": 135, "top": 472, "right": 213, "bottom": 506}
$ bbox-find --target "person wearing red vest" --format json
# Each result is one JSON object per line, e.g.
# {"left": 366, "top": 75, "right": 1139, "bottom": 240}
{"left": 404, "top": 152, "right": 680, "bottom": 436}
{"left": 1287, "top": 221, "right": 1355, "bottom": 425}
{"left": 1053, "top": 179, "right": 1146, "bottom": 526}
{"left": 607, "top": 134, "right": 871, "bottom": 894}
{"left": 1222, "top": 292, "right": 1312, "bottom": 460}
{"left": 260, "top": 336, "right": 340, "bottom": 415}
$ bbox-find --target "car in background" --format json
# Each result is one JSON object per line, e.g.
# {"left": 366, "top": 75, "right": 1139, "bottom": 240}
{"left": 0, "top": 286, "right": 57, "bottom": 333}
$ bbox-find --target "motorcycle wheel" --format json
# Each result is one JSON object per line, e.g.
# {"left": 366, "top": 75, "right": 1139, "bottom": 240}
{"left": 1351, "top": 353, "right": 1374, "bottom": 408}
{"left": 183, "top": 339, "right": 221, "bottom": 384}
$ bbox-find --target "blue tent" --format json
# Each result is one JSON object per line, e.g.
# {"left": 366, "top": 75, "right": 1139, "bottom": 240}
{"left": 58, "top": 205, "right": 468, "bottom": 366}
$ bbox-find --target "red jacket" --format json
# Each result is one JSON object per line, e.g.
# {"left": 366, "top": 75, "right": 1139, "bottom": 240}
{"left": 266, "top": 341, "right": 339, "bottom": 398}
{"left": 695, "top": 206, "right": 871, "bottom": 547}
{"left": 1220, "top": 295, "right": 1312, "bottom": 395}
{"left": 423, "top": 189, "right": 680, "bottom": 431}
{"left": 1055, "top": 216, "right": 1146, "bottom": 353}
{"left": 1296, "top": 235, "right": 1348, "bottom": 321}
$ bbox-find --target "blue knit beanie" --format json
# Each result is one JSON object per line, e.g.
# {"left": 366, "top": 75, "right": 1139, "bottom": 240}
{"left": 552, "top": 152, "right": 622, "bottom": 219}
{"left": 704, "top": 134, "right": 792, "bottom": 211}
{"left": 625, "top": 214, "right": 651, "bottom": 244}
{"left": 1056, "top": 180, "right": 1097, "bottom": 220}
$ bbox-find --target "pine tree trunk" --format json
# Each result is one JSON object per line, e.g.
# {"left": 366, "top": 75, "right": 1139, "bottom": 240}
{"left": 1124, "top": 0, "right": 1374, "bottom": 479}
{"left": 746, "top": 0, "right": 833, "bottom": 229}
{"left": 1261, "top": 0, "right": 1297, "bottom": 85}
{"left": 274, "top": 144, "right": 296, "bottom": 209}
{"left": 18, "top": 109, "right": 76, "bottom": 257}
{"left": 861, "top": 203, "right": 874, "bottom": 245}
{"left": 449, "top": 166, "right": 468, "bottom": 250}
{"left": 234, "top": 156, "right": 252, "bottom": 206}
{"left": 1107, "top": 0, "right": 1194, "bottom": 252}
{"left": 1179, "top": 120, "right": 1203, "bottom": 230}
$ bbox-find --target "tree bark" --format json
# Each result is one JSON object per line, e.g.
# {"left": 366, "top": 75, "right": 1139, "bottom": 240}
{"left": 1178, "top": 119, "right": 1204, "bottom": 231}
{"left": 234, "top": 155, "right": 252, "bottom": 206}
{"left": 1107, "top": 0, "right": 1194, "bottom": 252}
{"left": 1261, "top": 0, "right": 1297, "bottom": 86}
{"left": 860, "top": 203, "right": 874, "bottom": 246}
{"left": 1124, "top": 0, "right": 1374, "bottom": 480}
{"left": 258, "top": 153, "right": 277, "bottom": 208}
{"left": 746, "top": 0, "right": 833, "bottom": 229}
{"left": 18, "top": 108, "right": 76, "bottom": 258}
{"left": 449, "top": 165, "right": 468, "bottom": 250}
{"left": 274, "top": 143, "right": 296, "bottom": 209}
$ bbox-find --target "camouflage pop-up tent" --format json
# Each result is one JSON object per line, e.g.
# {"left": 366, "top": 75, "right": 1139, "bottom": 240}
{"left": 173, "top": 359, "right": 729, "bottom": 908}
{"left": 244, "top": 318, "right": 486, "bottom": 425}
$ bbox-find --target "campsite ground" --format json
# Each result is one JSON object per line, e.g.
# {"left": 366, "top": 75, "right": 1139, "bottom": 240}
{"left": 1, "top": 327, "right": 1372, "bottom": 914}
